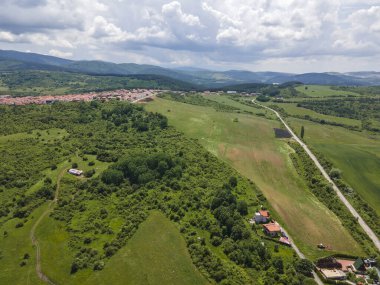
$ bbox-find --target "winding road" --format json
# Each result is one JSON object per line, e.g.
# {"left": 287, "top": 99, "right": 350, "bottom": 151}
{"left": 253, "top": 99, "right": 380, "bottom": 252}
{"left": 30, "top": 169, "right": 66, "bottom": 285}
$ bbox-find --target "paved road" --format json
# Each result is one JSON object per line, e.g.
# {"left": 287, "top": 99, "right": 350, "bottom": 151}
{"left": 253, "top": 99, "right": 380, "bottom": 252}
{"left": 281, "top": 229, "right": 324, "bottom": 285}
{"left": 30, "top": 169, "right": 66, "bottom": 285}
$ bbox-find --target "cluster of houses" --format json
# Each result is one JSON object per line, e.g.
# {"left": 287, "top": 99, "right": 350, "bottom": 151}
{"left": 249, "top": 209, "right": 291, "bottom": 246}
{"left": 317, "top": 256, "right": 378, "bottom": 283}
{"left": 0, "top": 89, "right": 159, "bottom": 106}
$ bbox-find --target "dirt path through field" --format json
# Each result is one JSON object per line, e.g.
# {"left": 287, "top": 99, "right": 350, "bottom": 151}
{"left": 30, "top": 168, "right": 66, "bottom": 285}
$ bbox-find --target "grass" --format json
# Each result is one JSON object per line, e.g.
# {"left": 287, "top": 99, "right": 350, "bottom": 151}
{"left": 264, "top": 102, "right": 362, "bottom": 128}
{"left": 145, "top": 97, "right": 364, "bottom": 259}
{"left": 86, "top": 211, "right": 210, "bottom": 285}
{"left": 205, "top": 94, "right": 276, "bottom": 119}
{"left": 0, "top": 128, "right": 68, "bottom": 144}
{"left": 288, "top": 117, "right": 380, "bottom": 215}
{"left": 0, "top": 204, "right": 47, "bottom": 285}
{"left": 35, "top": 211, "right": 209, "bottom": 285}
{"left": 295, "top": 85, "right": 360, "bottom": 97}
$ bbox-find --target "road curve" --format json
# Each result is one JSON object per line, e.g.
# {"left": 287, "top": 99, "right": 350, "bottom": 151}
{"left": 253, "top": 99, "right": 380, "bottom": 252}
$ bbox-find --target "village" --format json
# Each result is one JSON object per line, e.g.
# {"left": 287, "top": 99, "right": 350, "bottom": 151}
{"left": 0, "top": 88, "right": 160, "bottom": 105}
{"left": 250, "top": 210, "right": 379, "bottom": 284}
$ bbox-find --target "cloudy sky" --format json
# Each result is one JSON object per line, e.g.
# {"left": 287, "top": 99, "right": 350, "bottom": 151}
{"left": 0, "top": 0, "right": 379, "bottom": 73}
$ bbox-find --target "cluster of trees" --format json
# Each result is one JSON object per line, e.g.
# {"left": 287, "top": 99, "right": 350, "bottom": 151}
{"left": 102, "top": 152, "right": 184, "bottom": 186}
{"left": 0, "top": 70, "right": 198, "bottom": 97}
{"left": 1, "top": 100, "right": 316, "bottom": 284}
{"left": 297, "top": 98, "right": 380, "bottom": 132}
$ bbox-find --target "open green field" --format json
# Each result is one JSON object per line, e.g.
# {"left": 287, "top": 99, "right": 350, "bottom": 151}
{"left": 0, "top": 204, "right": 46, "bottom": 285}
{"left": 35, "top": 211, "right": 209, "bottom": 285}
{"left": 288, "top": 118, "right": 380, "bottom": 215}
{"left": 263, "top": 102, "right": 362, "bottom": 128}
{"left": 295, "top": 85, "right": 360, "bottom": 97}
{"left": 146, "top": 97, "right": 364, "bottom": 258}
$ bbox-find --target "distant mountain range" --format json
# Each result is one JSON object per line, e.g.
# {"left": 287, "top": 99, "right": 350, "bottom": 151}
{"left": 1, "top": 49, "right": 379, "bottom": 87}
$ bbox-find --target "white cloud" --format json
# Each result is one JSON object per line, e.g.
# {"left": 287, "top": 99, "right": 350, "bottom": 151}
{"left": 162, "top": 1, "right": 202, "bottom": 27}
{"left": 48, "top": 49, "right": 73, "bottom": 58}
{"left": 0, "top": 0, "right": 379, "bottom": 72}
{"left": 0, "top": 31, "right": 16, "bottom": 42}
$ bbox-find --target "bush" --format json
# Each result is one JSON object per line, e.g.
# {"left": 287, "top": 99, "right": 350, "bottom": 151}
{"left": 93, "top": 260, "right": 105, "bottom": 271}
{"left": 72, "top": 162, "right": 78, "bottom": 169}
{"left": 329, "top": 168, "right": 342, "bottom": 179}
{"left": 101, "top": 169, "right": 124, "bottom": 185}
{"left": 295, "top": 259, "right": 314, "bottom": 277}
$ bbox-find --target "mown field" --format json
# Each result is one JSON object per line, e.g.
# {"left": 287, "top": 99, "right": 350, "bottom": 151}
{"left": 287, "top": 118, "right": 380, "bottom": 215}
{"left": 146, "top": 97, "right": 364, "bottom": 258}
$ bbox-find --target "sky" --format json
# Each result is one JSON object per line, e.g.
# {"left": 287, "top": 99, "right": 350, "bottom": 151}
{"left": 0, "top": 0, "right": 380, "bottom": 73}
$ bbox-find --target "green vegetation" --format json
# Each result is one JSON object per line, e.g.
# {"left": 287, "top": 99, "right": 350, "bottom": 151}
{"left": 288, "top": 118, "right": 380, "bottom": 229}
{"left": 158, "top": 92, "right": 241, "bottom": 113}
{"left": 146, "top": 96, "right": 364, "bottom": 259}
{"left": 85, "top": 211, "right": 210, "bottom": 285}
{"left": 289, "top": 141, "right": 378, "bottom": 256}
{"left": 296, "top": 98, "right": 380, "bottom": 132}
{"left": 0, "top": 100, "right": 315, "bottom": 284}
{"left": 295, "top": 85, "right": 360, "bottom": 97}
{"left": 0, "top": 71, "right": 198, "bottom": 96}
{"left": 263, "top": 102, "right": 362, "bottom": 130}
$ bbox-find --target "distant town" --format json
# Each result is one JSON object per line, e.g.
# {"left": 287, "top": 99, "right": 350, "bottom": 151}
{"left": 0, "top": 89, "right": 160, "bottom": 105}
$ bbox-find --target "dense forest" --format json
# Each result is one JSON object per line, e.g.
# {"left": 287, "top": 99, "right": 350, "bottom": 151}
{"left": 0, "top": 101, "right": 315, "bottom": 284}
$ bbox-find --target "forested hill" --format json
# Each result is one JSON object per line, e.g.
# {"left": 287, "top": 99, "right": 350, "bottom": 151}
{"left": 1, "top": 49, "right": 380, "bottom": 87}
{"left": 0, "top": 101, "right": 315, "bottom": 284}
{"left": 0, "top": 70, "right": 200, "bottom": 96}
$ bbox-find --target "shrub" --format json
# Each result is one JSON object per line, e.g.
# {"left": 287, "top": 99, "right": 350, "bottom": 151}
{"left": 101, "top": 169, "right": 124, "bottom": 185}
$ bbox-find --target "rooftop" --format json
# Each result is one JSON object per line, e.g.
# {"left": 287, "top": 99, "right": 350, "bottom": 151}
{"left": 263, "top": 222, "right": 281, "bottom": 232}
{"left": 336, "top": 259, "right": 355, "bottom": 272}
{"left": 259, "top": 210, "right": 270, "bottom": 218}
{"left": 320, "top": 269, "right": 346, "bottom": 280}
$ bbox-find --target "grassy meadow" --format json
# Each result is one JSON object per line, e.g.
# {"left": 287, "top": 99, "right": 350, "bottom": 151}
{"left": 264, "top": 102, "right": 362, "bottom": 128}
{"left": 145, "top": 97, "right": 364, "bottom": 258}
{"left": 34, "top": 211, "right": 209, "bottom": 285}
{"left": 288, "top": 118, "right": 380, "bottom": 215}
{"left": 295, "top": 85, "right": 361, "bottom": 97}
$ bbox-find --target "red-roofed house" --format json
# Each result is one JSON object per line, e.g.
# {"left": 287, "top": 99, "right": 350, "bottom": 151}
{"left": 263, "top": 222, "right": 281, "bottom": 237}
{"left": 254, "top": 210, "right": 270, "bottom": 223}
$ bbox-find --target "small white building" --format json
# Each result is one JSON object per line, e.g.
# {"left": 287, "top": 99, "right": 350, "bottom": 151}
{"left": 226, "top": 91, "right": 237, "bottom": 94}
{"left": 68, "top": 169, "right": 83, "bottom": 176}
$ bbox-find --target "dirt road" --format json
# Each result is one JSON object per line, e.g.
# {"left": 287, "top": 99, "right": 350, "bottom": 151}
{"left": 30, "top": 169, "right": 66, "bottom": 285}
{"left": 253, "top": 99, "right": 380, "bottom": 252}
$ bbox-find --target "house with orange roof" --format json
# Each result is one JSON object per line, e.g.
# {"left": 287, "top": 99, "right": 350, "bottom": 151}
{"left": 254, "top": 210, "right": 270, "bottom": 223}
{"left": 263, "top": 222, "right": 282, "bottom": 237}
